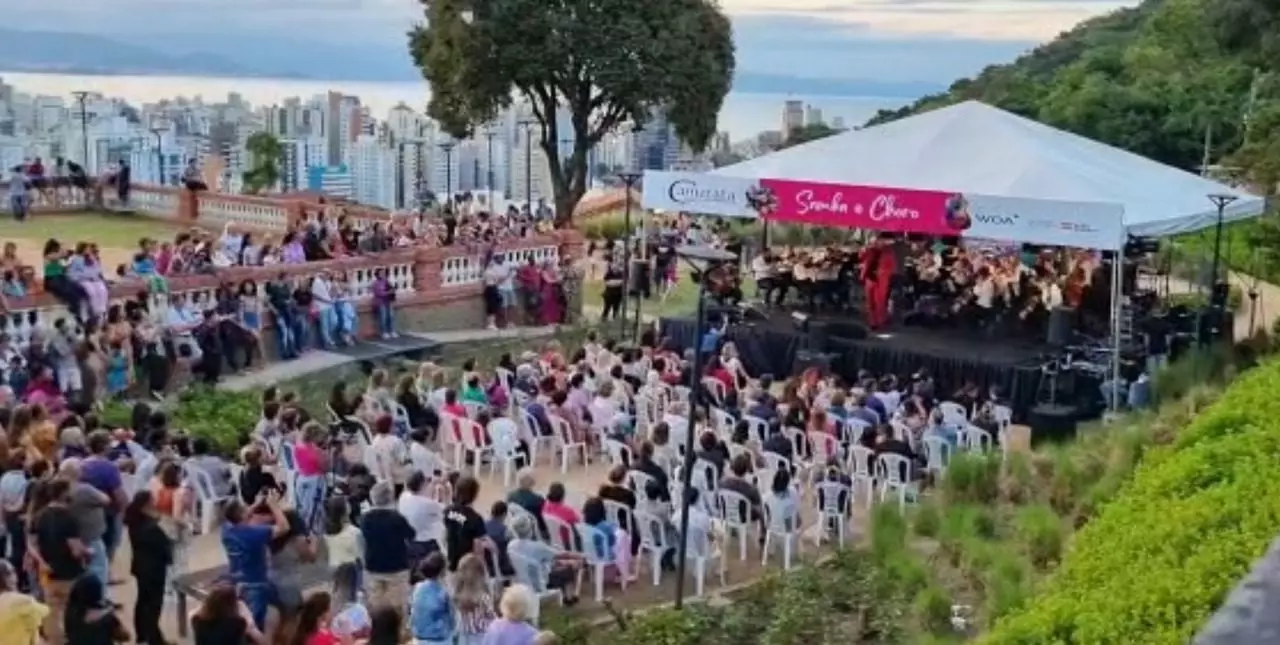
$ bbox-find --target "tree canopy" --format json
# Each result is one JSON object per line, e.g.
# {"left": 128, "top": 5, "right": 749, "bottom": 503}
{"left": 780, "top": 122, "right": 843, "bottom": 149}
{"left": 408, "top": 0, "right": 735, "bottom": 225}
{"left": 242, "top": 132, "right": 282, "bottom": 195}
{"left": 866, "top": 0, "right": 1280, "bottom": 191}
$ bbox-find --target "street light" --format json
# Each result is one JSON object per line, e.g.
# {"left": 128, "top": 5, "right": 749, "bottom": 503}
{"left": 72, "top": 91, "right": 90, "bottom": 172}
{"left": 615, "top": 171, "right": 642, "bottom": 339}
{"left": 439, "top": 141, "right": 456, "bottom": 206}
{"left": 483, "top": 127, "right": 497, "bottom": 202}
{"left": 518, "top": 118, "right": 535, "bottom": 210}
{"left": 672, "top": 244, "right": 738, "bottom": 610}
{"left": 1201, "top": 192, "right": 1240, "bottom": 345}
{"left": 149, "top": 127, "right": 165, "bottom": 185}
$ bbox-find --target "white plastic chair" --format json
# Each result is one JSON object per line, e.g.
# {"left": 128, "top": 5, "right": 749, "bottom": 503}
{"left": 543, "top": 514, "right": 577, "bottom": 553}
{"left": 709, "top": 407, "right": 736, "bottom": 437}
{"left": 847, "top": 445, "right": 876, "bottom": 508}
{"left": 486, "top": 420, "right": 528, "bottom": 487}
{"left": 689, "top": 458, "right": 720, "bottom": 499}
{"left": 876, "top": 453, "right": 917, "bottom": 512}
{"left": 604, "top": 439, "right": 634, "bottom": 468}
{"left": 921, "top": 435, "right": 953, "bottom": 477}
{"left": 682, "top": 520, "right": 726, "bottom": 596}
{"left": 549, "top": 416, "right": 589, "bottom": 473}
{"left": 634, "top": 510, "right": 671, "bottom": 586}
{"left": 700, "top": 377, "right": 727, "bottom": 407}
{"left": 814, "top": 480, "right": 852, "bottom": 547}
{"left": 509, "top": 549, "right": 569, "bottom": 622}
{"left": 741, "top": 415, "right": 770, "bottom": 445}
{"left": 574, "top": 523, "right": 625, "bottom": 602}
{"left": 506, "top": 503, "right": 541, "bottom": 542}
{"left": 838, "top": 417, "right": 871, "bottom": 446}
{"left": 625, "top": 470, "right": 658, "bottom": 504}
{"left": 184, "top": 466, "right": 233, "bottom": 535}
{"left": 459, "top": 418, "right": 495, "bottom": 474}
{"left": 961, "top": 425, "right": 994, "bottom": 453}
{"left": 761, "top": 494, "right": 801, "bottom": 570}
{"left": 939, "top": 401, "right": 968, "bottom": 427}
{"left": 519, "top": 409, "right": 555, "bottom": 466}
{"left": 602, "top": 499, "right": 633, "bottom": 537}
{"left": 462, "top": 401, "right": 486, "bottom": 420}
{"left": 715, "top": 488, "right": 756, "bottom": 561}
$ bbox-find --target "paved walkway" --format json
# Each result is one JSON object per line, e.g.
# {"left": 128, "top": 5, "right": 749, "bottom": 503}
{"left": 218, "top": 325, "right": 561, "bottom": 391}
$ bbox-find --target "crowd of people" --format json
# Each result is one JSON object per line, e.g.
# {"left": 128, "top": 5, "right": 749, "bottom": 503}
{"left": 0, "top": 298, "right": 1016, "bottom": 645}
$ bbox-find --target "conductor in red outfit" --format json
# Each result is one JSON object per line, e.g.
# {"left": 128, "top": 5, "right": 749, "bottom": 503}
{"left": 861, "top": 236, "right": 897, "bottom": 329}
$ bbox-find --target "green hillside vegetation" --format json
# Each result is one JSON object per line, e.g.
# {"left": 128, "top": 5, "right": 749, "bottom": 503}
{"left": 866, "top": 0, "right": 1280, "bottom": 190}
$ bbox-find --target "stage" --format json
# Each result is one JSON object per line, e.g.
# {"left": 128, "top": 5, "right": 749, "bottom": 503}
{"left": 659, "top": 310, "right": 1107, "bottom": 421}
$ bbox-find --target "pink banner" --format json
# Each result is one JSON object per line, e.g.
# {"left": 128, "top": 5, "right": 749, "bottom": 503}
{"left": 756, "top": 178, "right": 971, "bottom": 236}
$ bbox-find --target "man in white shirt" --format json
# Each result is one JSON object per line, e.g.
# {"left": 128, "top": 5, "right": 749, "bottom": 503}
{"left": 482, "top": 256, "right": 511, "bottom": 330}
{"left": 311, "top": 272, "right": 336, "bottom": 347}
{"left": 165, "top": 293, "right": 202, "bottom": 361}
{"left": 397, "top": 471, "right": 445, "bottom": 551}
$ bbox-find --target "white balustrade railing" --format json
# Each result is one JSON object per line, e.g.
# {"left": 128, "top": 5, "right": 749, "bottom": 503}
{"left": 130, "top": 189, "right": 181, "bottom": 219}
{"left": 197, "top": 194, "right": 291, "bottom": 232}
{"left": 440, "top": 245, "right": 560, "bottom": 287}
{"left": 3, "top": 259, "right": 423, "bottom": 349}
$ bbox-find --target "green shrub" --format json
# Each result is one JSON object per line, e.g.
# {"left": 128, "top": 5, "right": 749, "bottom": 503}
{"left": 913, "top": 499, "right": 943, "bottom": 538}
{"left": 941, "top": 453, "right": 1001, "bottom": 504}
{"left": 102, "top": 386, "right": 259, "bottom": 455}
{"left": 870, "top": 502, "right": 910, "bottom": 558}
{"left": 1011, "top": 505, "right": 1064, "bottom": 569}
{"left": 914, "top": 585, "right": 955, "bottom": 634}
{"left": 984, "top": 356, "right": 1280, "bottom": 644}
{"left": 1152, "top": 342, "right": 1234, "bottom": 402}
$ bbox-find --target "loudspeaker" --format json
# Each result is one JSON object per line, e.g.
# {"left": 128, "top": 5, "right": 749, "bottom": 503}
{"left": 1211, "top": 281, "right": 1230, "bottom": 309}
{"left": 629, "top": 261, "right": 651, "bottom": 296}
{"left": 1047, "top": 306, "right": 1074, "bottom": 347}
{"left": 826, "top": 320, "right": 868, "bottom": 341}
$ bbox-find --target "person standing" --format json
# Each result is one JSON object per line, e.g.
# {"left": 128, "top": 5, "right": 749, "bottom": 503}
{"left": 80, "top": 431, "right": 128, "bottom": 582}
{"left": 221, "top": 493, "right": 289, "bottom": 630}
{"left": 359, "top": 482, "right": 414, "bottom": 619}
{"left": 124, "top": 490, "right": 173, "bottom": 645}
{"left": 8, "top": 165, "right": 29, "bottom": 222}
{"left": 600, "top": 260, "right": 624, "bottom": 321}
{"left": 57, "top": 460, "right": 110, "bottom": 593}
{"left": 31, "top": 478, "right": 88, "bottom": 645}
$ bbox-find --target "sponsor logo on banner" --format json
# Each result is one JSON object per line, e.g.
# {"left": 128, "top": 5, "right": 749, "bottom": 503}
{"left": 761, "top": 178, "right": 955, "bottom": 235}
{"left": 640, "top": 170, "right": 761, "bottom": 218}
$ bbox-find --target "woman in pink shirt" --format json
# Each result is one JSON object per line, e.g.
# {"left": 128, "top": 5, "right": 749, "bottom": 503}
{"left": 541, "top": 482, "right": 581, "bottom": 548}
{"left": 293, "top": 422, "right": 329, "bottom": 533}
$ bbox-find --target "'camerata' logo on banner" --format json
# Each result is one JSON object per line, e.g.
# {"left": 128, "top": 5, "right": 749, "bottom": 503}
{"left": 668, "top": 179, "right": 743, "bottom": 207}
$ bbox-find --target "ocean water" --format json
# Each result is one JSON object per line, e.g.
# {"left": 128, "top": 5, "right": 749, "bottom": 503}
{"left": 0, "top": 71, "right": 908, "bottom": 140}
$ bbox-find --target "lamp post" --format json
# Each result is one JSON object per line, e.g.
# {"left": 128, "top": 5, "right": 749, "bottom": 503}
{"left": 518, "top": 118, "right": 535, "bottom": 210}
{"left": 616, "top": 171, "right": 642, "bottom": 339}
{"left": 1202, "top": 193, "right": 1239, "bottom": 345}
{"left": 439, "top": 141, "right": 456, "bottom": 205}
{"left": 72, "top": 91, "right": 90, "bottom": 172}
{"left": 149, "top": 127, "right": 165, "bottom": 185}
{"left": 484, "top": 127, "right": 497, "bottom": 201}
{"left": 672, "top": 245, "right": 738, "bottom": 610}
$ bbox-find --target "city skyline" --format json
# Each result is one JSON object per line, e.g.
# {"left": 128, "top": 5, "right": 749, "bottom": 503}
{"left": 0, "top": 74, "right": 856, "bottom": 213}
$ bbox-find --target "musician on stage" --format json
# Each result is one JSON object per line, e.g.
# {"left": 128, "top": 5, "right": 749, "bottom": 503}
{"left": 861, "top": 235, "right": 896, "bottom": 329}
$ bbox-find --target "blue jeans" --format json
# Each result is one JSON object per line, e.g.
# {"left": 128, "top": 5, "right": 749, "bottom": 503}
{"left": 319, "top": 302, "right": 358, "bottom": 347}
{"left": 273, "top": 312, "right": 298, "bottom": 359}
{"left": 239, "top": 581, "right": 280, "bottom": 630}
{"left": 375, "top": 302, "right": 395, "bottom": 336}
{"left": 103, "top": 514, "right": 123, "bottom": 563}
{"left": 87, "top": 538, "right": 109, "bottom": 591}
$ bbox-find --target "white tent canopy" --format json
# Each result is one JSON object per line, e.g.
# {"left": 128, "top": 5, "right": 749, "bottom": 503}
{"left": 714, "top": 100, "right": 1265, "bottom": 238}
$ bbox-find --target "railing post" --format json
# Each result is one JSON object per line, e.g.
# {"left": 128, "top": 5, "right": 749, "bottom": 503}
{"left": 180, "top": 187, "right": 199, "bottom": 222}
{"left": 413, "top": 247, "right": 445, "bottom": 292}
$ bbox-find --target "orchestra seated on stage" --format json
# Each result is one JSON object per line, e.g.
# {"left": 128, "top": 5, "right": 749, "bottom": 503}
{"left": 750, "top": 236, "right": 1109, "bottom": 340}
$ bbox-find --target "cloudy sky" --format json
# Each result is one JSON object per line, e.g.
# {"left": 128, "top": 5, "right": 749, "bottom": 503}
{"left": 2, "top": 0, "right": 1136, "bottom": 83}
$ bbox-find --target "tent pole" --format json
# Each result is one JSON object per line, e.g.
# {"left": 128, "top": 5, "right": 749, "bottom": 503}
{"left": 1111, "top": 251, "right": 1123, "bottom": 413}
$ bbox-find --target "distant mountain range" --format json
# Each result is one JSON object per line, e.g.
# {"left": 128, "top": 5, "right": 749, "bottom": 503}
{"left": 0, "top": 27, "right": 942, "bottom": 98}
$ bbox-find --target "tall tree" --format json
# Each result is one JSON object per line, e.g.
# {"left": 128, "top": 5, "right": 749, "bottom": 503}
{"left": 242, "top": 132, "right": 282, "bottom": 195}
{"left": 241, "top": 132, "right": 282, "bottom": 195}
{"left": 780, "top": 122, "right": 842, "bottom": 148}
{"left": 408, "top": 0, "right": 735, "bottom": 226}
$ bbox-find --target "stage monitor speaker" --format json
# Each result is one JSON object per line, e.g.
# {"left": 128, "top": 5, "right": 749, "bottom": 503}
{"left": 628, "top": 261, "right": 651, "bottom": 296}
{"left": 1211, "top": 281, "right": 1230, "bottom": 309}
{"left": 793, "top": 350, "right": 836, "bottom": 377}
{"left": 1047, "top": 306, "right": 1074, "bottom": 347}
{"left": 825, "top": 320, "right": 868, "bottom": 341}
{"left": 807, "top": 319, "right": 832, "bottom": 352}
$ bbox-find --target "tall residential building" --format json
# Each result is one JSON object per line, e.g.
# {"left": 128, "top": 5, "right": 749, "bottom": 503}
{"left": 280, "top": 136, "right": 326, "bottom": 192}
{"left": 510, "top": 126, "right": 552, "bottom": 205}
{"left": 832, "top": 116, "right": 846, "bottom": 130}
{"left": 349, "top": 135, "right": 396, "bottom": 209}
{"left": 427, "top": 139, "right": 463, "bottom": 198}
{"left": 324, "top": 91, "right": 343, "bottom": 165}
{"left": 783, "top": 100, "right": 804, "bottom": 133}
{"left": 306, "top": 164, "right": 354, "bottom": 199}
{"left": 805, "top": 105, "right": 824, "bottom": 127}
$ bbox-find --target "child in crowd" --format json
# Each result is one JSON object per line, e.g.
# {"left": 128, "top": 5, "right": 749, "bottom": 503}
{"left": 408, "top": 553, "right": 455, "bottom": 645}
